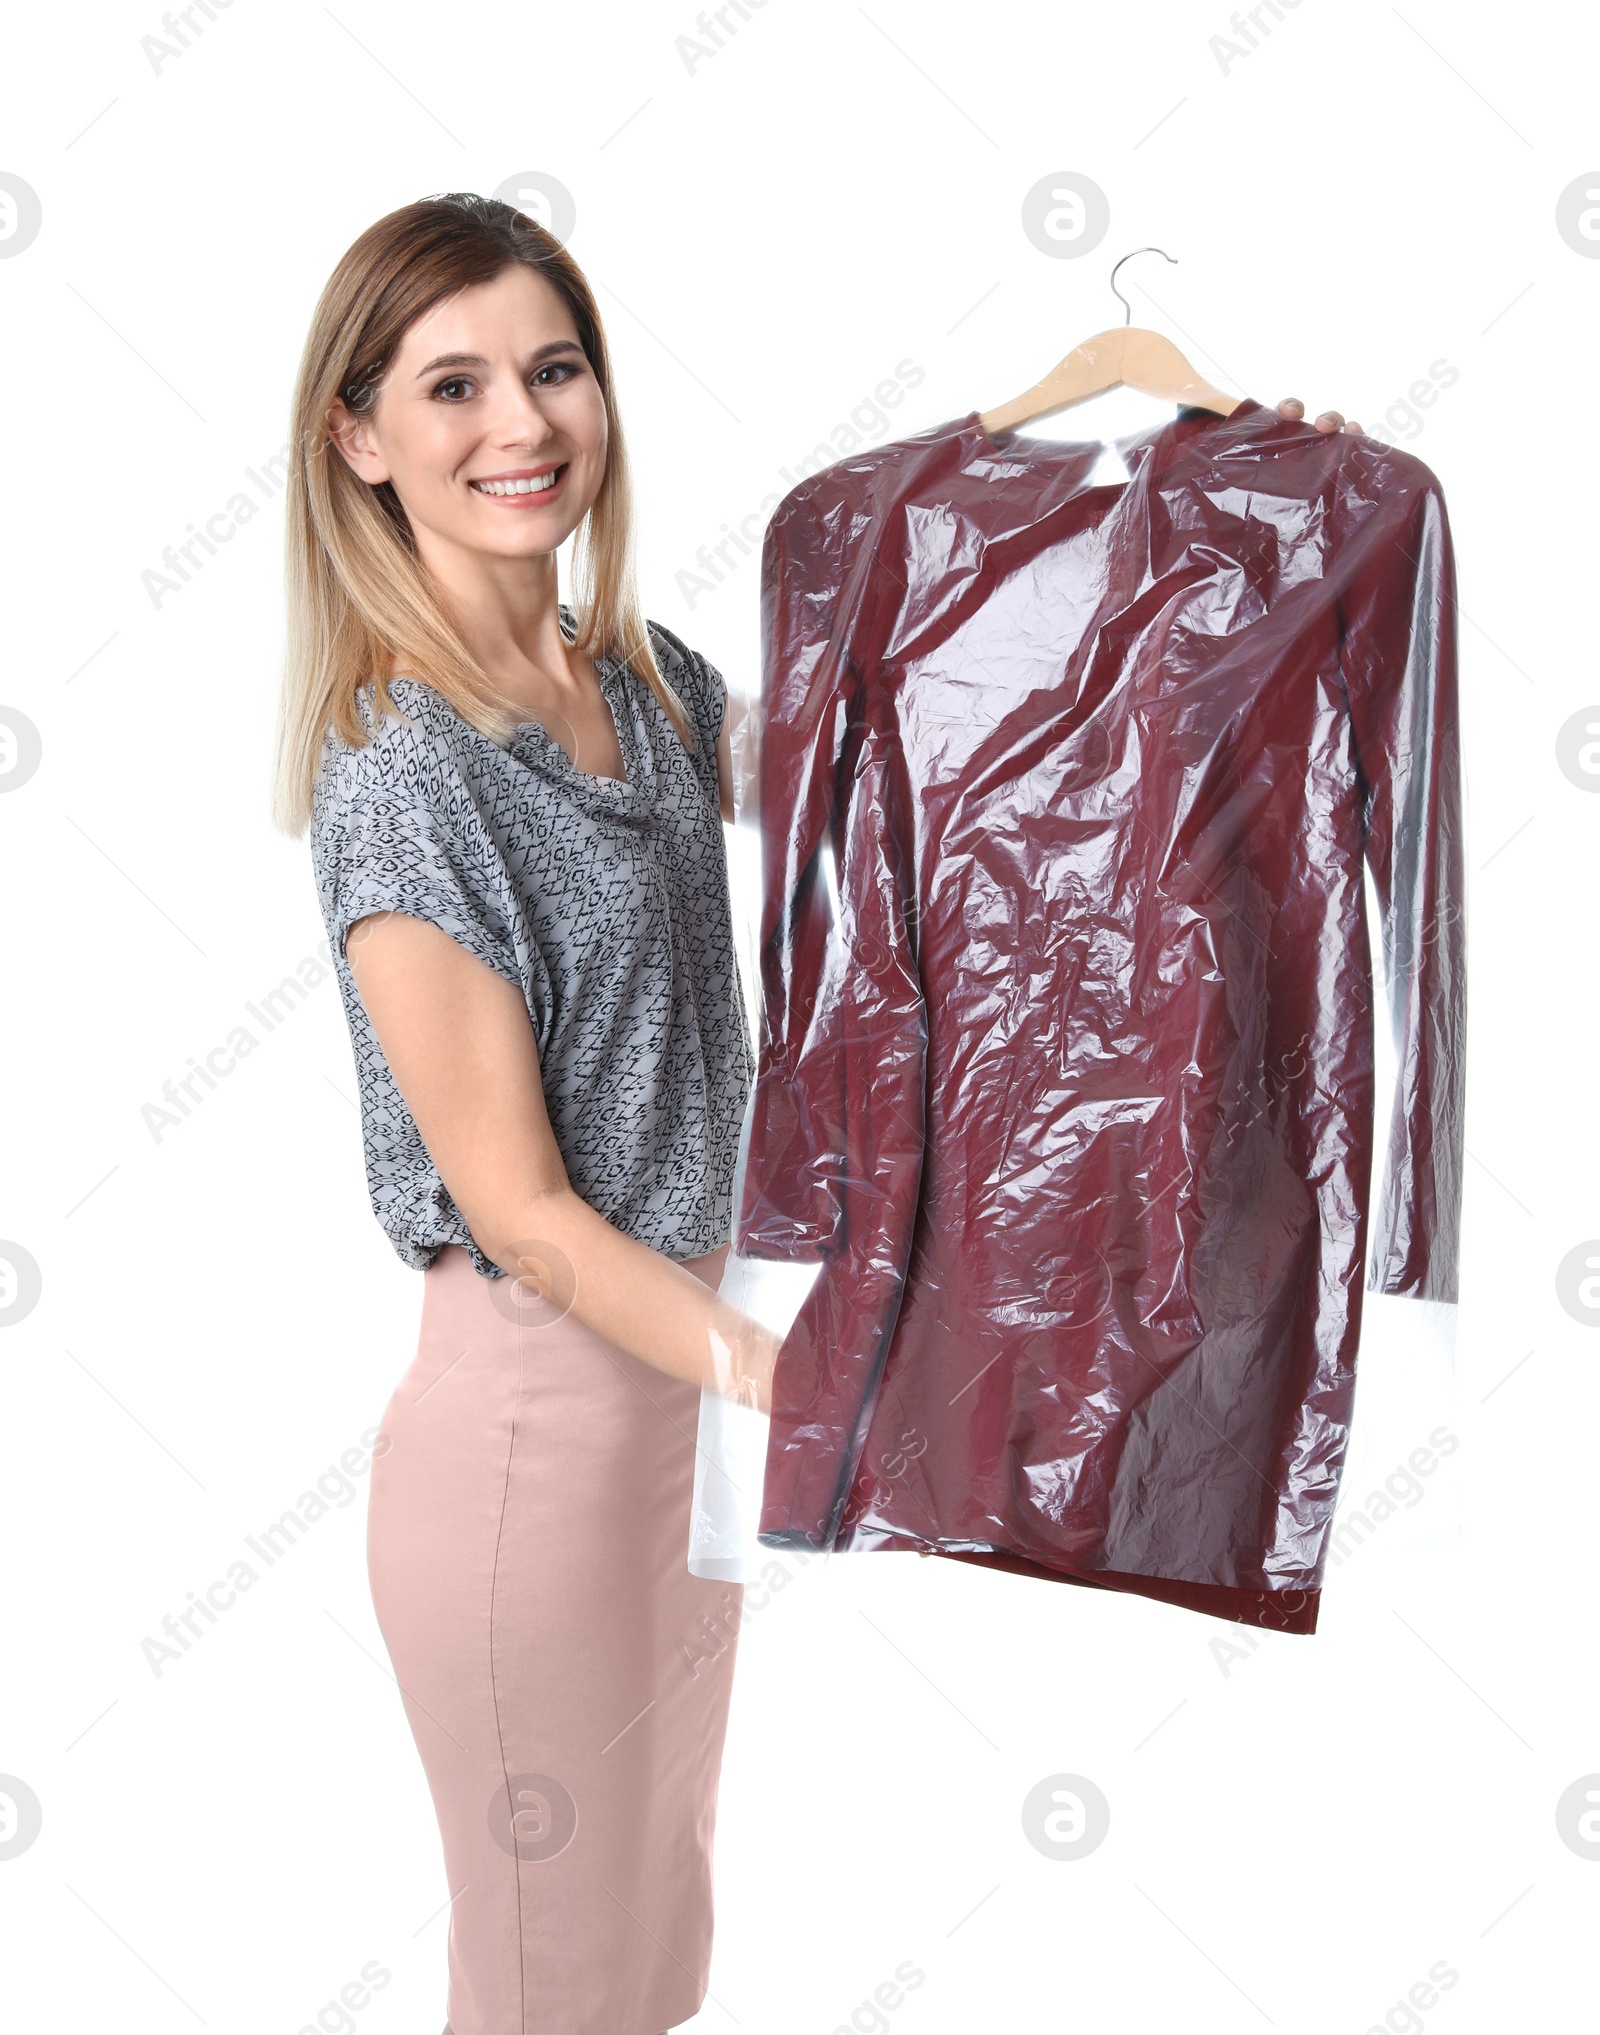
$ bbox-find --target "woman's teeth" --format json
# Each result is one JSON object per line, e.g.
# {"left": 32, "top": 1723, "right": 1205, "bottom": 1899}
{"left": 471, "top": 469, "right": 562, "bottom": 496}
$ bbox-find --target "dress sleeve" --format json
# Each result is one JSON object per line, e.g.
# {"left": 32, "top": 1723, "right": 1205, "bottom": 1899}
{"left": 321, "top": 718, "right": 522, "bottom": 990}
{"left": 1334, "top": 457, "right": 1466, "bottom": 1303}
{"left": 734, "top": 481, "right": 930, "bottom": 1549}
{"left": 732, "top": 493, "right": 857, "bottom": 1259}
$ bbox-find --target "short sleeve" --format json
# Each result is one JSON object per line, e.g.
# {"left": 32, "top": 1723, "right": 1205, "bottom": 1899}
{"left": 646, "top": 618, "right": 727, "bottom": 757}
{"left": 317, "top": 720, "right": 521, "bottom": 989}
{"left": 690, "top": 646, "right": 728, "bottom": 748}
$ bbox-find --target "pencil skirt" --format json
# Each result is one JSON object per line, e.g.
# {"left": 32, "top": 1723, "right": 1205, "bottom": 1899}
{"left": 367, "top": 1243, "right": 744, "bottom": 2035}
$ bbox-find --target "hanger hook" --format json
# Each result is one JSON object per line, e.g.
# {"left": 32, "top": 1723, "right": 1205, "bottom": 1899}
{"left": 1108, "top": 246, "right": 1178, "bottom": 326}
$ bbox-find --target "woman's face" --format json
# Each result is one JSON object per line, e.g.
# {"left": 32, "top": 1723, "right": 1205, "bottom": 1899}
{"left": 328, "top": 263, "right": 608, "bottom": 564}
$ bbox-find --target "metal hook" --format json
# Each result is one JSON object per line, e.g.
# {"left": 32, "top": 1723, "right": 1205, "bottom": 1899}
{"left": 1108, "top": 246, "right": 1178, "bottom": 326}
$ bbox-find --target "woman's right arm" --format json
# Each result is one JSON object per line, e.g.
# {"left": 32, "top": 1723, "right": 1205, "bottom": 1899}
{"left": 345, "top": 908, "right": 783, "bottom": 1412}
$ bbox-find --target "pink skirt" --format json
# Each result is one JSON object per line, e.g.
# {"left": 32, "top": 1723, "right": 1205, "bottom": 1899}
{"left": 367, "top": 1243, "right": 744, "bottom": 2035}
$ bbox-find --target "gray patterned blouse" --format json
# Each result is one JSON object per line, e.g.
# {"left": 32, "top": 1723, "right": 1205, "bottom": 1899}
{"left": 309, "top": 607, "right": 754, "bottom": 1279}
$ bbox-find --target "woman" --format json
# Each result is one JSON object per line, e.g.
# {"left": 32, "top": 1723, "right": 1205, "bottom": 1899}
{"left": 272, "top": 191, "right": 778, "bottom": 2035}
{"left": 270, "top": 190, "right": 1362, "bottom": 2035}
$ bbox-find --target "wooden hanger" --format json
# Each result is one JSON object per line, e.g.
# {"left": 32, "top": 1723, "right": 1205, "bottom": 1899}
{"left": 979, "top": 247, "right": 1243, "bottom": 436}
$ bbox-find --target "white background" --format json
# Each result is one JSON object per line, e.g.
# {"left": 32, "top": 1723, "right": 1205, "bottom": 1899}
{"left": 1, "top": 1, "right": 1596, "bottom": 2030}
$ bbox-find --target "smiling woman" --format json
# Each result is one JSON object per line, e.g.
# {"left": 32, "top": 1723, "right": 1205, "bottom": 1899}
{"left": 271, "top": 205, "right": 691, "bottom": 811}
{"left": 268, "top": 193, "right": 775, "bottom": 2035}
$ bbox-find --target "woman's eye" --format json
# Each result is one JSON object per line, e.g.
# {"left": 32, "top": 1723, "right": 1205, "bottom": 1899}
{"left": 430, "top": 362, "right": 582, "bottom": 399}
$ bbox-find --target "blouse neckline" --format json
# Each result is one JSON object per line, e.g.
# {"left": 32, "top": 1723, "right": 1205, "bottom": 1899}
{"left": 383, "top": 608, "right": 649, "bottom": 814}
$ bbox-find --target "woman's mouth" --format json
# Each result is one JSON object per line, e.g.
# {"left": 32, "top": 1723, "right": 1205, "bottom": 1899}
{"left": 468, "top": 464, "right": 569, "bottom": 505}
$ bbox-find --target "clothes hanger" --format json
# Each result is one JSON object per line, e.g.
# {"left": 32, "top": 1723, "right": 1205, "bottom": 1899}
{"left": 978, "top": 247, "right": 1243, "bottom": 437}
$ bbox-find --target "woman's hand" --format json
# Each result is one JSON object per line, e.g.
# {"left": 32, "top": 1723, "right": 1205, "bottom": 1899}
{"left": 1277, "top": 395, "right": 1364, "bottom": 435}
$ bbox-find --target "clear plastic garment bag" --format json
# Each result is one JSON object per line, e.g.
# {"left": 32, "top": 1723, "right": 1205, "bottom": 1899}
{"left": 695, "top": 396, "right": 1464, "bottom": 1635}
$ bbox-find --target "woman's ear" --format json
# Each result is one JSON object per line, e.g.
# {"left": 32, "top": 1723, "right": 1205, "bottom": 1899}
{"left": 326, "top": 398, "right": 391, "bottom": 484}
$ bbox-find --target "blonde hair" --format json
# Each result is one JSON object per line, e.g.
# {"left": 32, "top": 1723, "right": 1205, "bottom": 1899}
{"left": 270, "top": 192, "right": 693, "bottom": 837}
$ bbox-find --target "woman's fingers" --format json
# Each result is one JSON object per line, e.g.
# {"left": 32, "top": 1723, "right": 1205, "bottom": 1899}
{"left": 1278, "top": 396, "right": 1366, "bottom": 436}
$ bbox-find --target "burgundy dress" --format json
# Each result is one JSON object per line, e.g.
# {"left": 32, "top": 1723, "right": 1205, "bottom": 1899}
{"left": 734, "top": 397, "right": 1464, "bottom": 1635}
